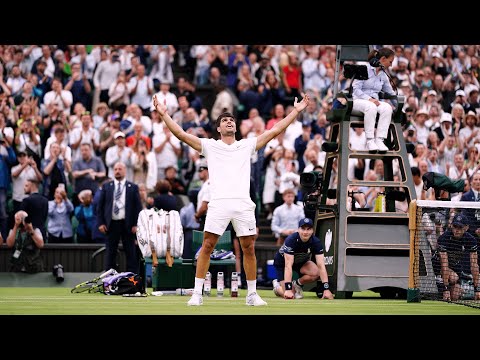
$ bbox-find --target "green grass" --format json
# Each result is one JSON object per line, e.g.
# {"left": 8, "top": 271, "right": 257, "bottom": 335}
{"left": 0, "top": 288, "right": 479, "bottom": 315}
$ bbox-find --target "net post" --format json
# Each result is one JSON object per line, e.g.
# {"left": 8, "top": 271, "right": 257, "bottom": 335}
{"left": 407, "top": 200, "right": 421, "bottom": 302}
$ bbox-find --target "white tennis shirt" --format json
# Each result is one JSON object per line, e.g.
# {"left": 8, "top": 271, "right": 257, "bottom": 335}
{"left": 200, "top": 137, "right": 257, "bottom": 201}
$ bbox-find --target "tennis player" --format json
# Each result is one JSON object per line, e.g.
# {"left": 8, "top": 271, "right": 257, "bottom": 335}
{"left": 153, "top": 92, "right": 310, "bottom": 306}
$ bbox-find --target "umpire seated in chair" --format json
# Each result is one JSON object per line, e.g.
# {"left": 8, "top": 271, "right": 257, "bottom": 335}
{"left": 97, "top": 161, "right": 142, "bottom": 273}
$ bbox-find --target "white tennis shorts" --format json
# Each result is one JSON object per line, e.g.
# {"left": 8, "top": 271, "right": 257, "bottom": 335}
{"left": 204, "top": 198, "right": 256, "bottom": 237}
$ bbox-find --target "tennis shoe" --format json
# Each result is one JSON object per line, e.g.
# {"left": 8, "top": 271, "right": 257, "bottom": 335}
{"left": 187, "top": 292, "right": 203, "bottom": 306}
{"left": 366, "top": 139, "right": 379, "bottom": 152}
{"left": 246, "top": 292, "right": 267, "bottom": 306}
{"left": 293, "top": 281, "right": 304, "bottom": 299}
{"left": 375, "top": 138, "right": 389, "bottom": 152}
{"left": 219, "top": 250, "right": 235, "bottom": 260}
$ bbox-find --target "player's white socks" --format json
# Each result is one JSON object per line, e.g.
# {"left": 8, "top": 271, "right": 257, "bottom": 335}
{"left": 194, "top": 277, "right": 205, "bottom": 294}
{"left": 247, "top": 280, "right": 257, "bottom": 295}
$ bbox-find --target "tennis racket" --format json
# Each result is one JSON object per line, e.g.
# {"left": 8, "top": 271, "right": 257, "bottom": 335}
{"left": 70, "top": 268, "right": 117, "bottom": 293}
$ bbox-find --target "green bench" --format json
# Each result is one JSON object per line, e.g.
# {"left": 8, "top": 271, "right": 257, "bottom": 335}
{"left": 147, "top": 230, "right": 236, "bottom": 290}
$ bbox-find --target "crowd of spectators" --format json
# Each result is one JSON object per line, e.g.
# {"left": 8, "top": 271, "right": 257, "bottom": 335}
{"left": 0, "top": 44, "right": 479, "bottom": 245}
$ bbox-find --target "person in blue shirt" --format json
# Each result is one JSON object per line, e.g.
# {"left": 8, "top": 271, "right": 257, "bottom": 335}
{"left": 272, "top": 217, "right": 333, "bottom": 300}
{"left": 352, "top": 47, "right": 396, "bottom": 153}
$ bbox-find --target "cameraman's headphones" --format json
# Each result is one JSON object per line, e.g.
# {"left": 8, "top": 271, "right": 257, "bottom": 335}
{"left": 369, "top": 50, "right": 381, "bottom": 67}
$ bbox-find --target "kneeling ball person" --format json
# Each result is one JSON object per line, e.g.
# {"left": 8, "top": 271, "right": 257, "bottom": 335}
{"left": 272, "top": 217, "right": 333, "bottom": 299}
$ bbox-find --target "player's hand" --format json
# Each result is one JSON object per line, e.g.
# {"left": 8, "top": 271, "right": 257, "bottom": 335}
{"left": 322, "top": 289, "right": 334, "bottom": 300}
{"left": 294, "top": 92, "right": 310, "bottom": 113}
{"left": 98, "top": 225, "right": 107, "bottom": 234}
{"left": 284, "top": 289, "right": 294, "bottom": 299}
{"left": 153, "top": 95, "right": 167, "bottom": 116}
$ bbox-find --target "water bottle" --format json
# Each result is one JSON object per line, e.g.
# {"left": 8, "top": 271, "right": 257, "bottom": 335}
{"left": 217, "top": 272, "right": 224, "bottom": 297}
{"left": 204, "top": 272, "right": 211, "bottom": 296}
{"left": 231, "top": 272, "right": 238, "bottom": 297}
{"left": 176, "top": 288, "right": 194, "bottom": 296}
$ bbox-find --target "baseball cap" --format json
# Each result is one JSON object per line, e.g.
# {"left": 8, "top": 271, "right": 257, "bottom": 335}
{"left": 466, "top": 110, "right": 477, "bottom": 119}
{"left": 298, "top": 218, "right": 314, "bottom": 228}
{"left": 113, "top": 131, "right": 125, "bottom": 139}
{"left": 198, "top": 165, "right": 208, "bottom": 172}
{"left": 427, "top": 90, "right": 437, "bottom": 96}
{"left": 452, "top": 214, "right": 467, "bottom": 227}
{"left": 440, "top": 113, "right": 453, "bottom": 123}
{"left": 415, "top": 109, "right": 429, "bottom": 117}
{"left": 455, "top": 89, "right": 466, "bottom": 97}
{"left": 302, "top": 120, "right": 311, "bottom": 127}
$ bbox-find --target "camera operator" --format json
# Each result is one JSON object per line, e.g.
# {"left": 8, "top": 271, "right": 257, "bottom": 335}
{"left": 5, "top": 210, "right": 44, "bottom": 273}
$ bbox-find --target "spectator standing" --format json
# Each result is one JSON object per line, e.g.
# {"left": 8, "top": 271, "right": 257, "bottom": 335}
{"left": 47, "top": 185, "right": 74, "bottom": 243}
{"left": 74, "top": 189, "right": 95, "bottom": 243}
{"left": 72, "top": 143, "right": 106, "bottom": 200}
{"left": 20, "top": 178, "right": 48, "bottom": 240}
{"left": 97, "top": 162, "right": 142, "bottom": 273}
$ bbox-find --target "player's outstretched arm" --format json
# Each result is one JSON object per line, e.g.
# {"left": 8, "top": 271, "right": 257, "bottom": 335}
{"left": 153, "top": 94, "right": 201, "bottom": 152}
{"left": 256, "top": 93, "right": 310, "bottom": 150}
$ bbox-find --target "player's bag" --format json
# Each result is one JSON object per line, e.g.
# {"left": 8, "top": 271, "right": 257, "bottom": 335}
{"left": 102, "top": 271, "right": 144, "bottom": 295}
{"left": 136, "top": 208, "right": 184, "bottom": 258}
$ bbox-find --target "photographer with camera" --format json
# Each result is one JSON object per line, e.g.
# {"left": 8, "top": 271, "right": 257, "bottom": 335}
{"left": 5, "top": 210, "right": 44, "bottom": 273}
{"left": 352, "top": 47, "right": 396, "bottom": 153}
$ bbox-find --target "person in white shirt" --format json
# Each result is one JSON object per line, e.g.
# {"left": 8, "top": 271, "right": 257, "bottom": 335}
{"left": 11, "top": 150, "right": 43, "bottom": 214}
{"left": 152, "top": 124, "right": 181, "bottom": 181}
{"left": 43, "top": 78, "right": 73, "bottom": 116}
{"left": 128, "top": 64, "right": 154, "bottom": 113}
{"left": 104, "top": 131, "right": 133, "bottom": 181}
{"left": 151, "top": 82, "right": 178, "bottom": 116}
{"left": 271, "top": 188, "right": 305, "bottom": 246}
{"left": 153, "top": 91, "right": 310, "bottom": 307}
{"left": 70, "top": 45, "right": 97, "bottom": 81}
{"left": 69, "top": 112, "right": 100, "bottom": 161}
